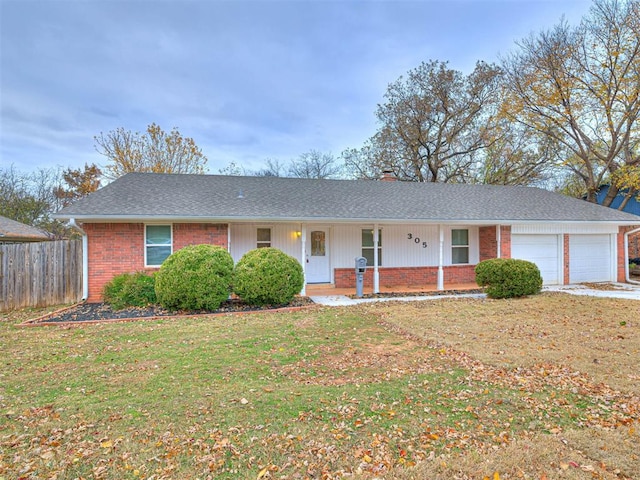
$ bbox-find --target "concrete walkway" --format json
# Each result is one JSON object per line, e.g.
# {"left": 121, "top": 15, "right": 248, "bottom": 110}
{"left": 310, "top": 282, "right": 640, "bottom": 306}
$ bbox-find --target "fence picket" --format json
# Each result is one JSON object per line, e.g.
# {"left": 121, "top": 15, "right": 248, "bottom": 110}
{"left": 0, "top": 240, "right": 82, "bottom": 311}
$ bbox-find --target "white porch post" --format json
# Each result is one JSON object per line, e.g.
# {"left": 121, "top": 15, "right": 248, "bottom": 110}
{"left": 437, "top": 225, "right": 444, "bottom": 290}
{"left": 300, "top": 224, "right": 307, "bottom": 295}
{"left": 496, "top": 224, "right": 501, "bottom": 258}
{"left": 373, "top": 224, "right": 380, "bottom": 293}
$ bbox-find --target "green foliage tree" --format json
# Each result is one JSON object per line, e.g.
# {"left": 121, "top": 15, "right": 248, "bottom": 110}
{"left": 0, "top": 165, "right": 71, "bottom": 238}
{"left": 475, "top": 258, "right": 543, "bottom": 299}
{"left": 232, "top": 248, "right": 304, "bottom": 306}
{"left": 95, "top": 123, "right": 208, "bottom": 180}
{"left": 54, "top": 163, "right": 102, "bottom": 207}
{"left": 155, "top": 244, "right": 233, "bottom": 311}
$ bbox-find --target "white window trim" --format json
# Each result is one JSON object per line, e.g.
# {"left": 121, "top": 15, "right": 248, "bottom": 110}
{"left": 362, "top": 228, "right": 382, "bottom": 267}
{"left": 256, "top": 226, "right": 272, "bottom": 248}
{"left": 451, "top": 228, "right": 470, "bottom": 265}
{"left": 144, "top": 224, "right": 173, "bottom": 267}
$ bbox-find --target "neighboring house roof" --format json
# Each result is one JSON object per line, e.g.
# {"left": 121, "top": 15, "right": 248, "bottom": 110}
{"left": 55, "top": 172, "right": 640, "bottom": 225}
{"left": 596, "top": 185, "right": 640, "bottom": 217}
{"left": 0, "top": 215, "right": 49, "bottom": 242}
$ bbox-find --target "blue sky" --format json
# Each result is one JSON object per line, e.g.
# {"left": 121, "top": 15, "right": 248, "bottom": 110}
{"left": 1, "top": 0, "right": 593, "bottom": 175}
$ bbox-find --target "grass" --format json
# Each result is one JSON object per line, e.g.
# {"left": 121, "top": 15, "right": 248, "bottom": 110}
{"left": 1, "top": 293, "right": 639, "bottom": 479}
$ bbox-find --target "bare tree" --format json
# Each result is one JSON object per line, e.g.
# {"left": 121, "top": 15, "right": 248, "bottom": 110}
{"left": 96, "top": 123, "right": 208, "bottom": 180}
{"left": 347, "top": 60, "right": 502, "bottom": 182}
{"left": 288, "top": 150, "right": 342, "bottom": 179}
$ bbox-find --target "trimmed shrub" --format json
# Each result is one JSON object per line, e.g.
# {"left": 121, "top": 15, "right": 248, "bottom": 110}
{"left": 233, "top": 247, "right": 304, "bottom": 306}
{"left": 102, "top": 272, "right": 157, "bottom": 310}
{"left": 475, "top": 258, "right": 542, "bottom": 299}
{"left": 155, "top": 244, "right": 234, "bottom": 311}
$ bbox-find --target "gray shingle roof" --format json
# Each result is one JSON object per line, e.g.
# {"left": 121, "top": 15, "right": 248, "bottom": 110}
{"left": 54, "top": 172, "right": 640, "bottom": 224}
{"left": 0, "top": 215, "right": 49, "bottom": 241}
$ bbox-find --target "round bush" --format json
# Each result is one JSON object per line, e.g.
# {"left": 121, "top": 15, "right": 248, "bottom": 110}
{"left": 155, "top": 244, "right": 234, "bottom": 311}
{"left": 102, "top": 271, "right": 157, "bottom": 310}
{"left": 233, "top": 247, "right": 304, "bottom": 306}
{"left": 475, "top": 258, "right": 542, "bottom": 299}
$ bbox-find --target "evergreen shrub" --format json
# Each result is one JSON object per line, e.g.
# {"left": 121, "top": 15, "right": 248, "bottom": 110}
{"left": 475, "top": 258, "right": 542, "bottom": 299}
{"left": 102, "top": 271, "right": 157, "bottom": 310}
{"left": 155, "top": 244, "right": 234, "bottom": 311}
{"left": 233, "top": 247, "right": 304, "bottom": 306}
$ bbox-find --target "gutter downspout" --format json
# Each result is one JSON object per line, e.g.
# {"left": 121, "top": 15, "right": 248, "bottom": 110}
{"left": 624, "top": 226, "right": 640, "bottom": 285}
{"left": 68, "top": 218, "right": 88, "bottom": 301}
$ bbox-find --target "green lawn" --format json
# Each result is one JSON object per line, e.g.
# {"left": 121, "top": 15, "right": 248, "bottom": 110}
{"left": 1, "top": 300, "right": 637, "bottom": 479}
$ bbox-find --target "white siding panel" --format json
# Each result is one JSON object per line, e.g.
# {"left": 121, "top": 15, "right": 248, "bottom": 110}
{"left": 512, "top": 234, "right": 561, "bottom": 285}
{"left": 569, "top": 235, "right": 613, "bottom": 283}
{"left": 229, "top": 224, "right": 302, "bottom": 263}
{"left": 512, "top": 224, "right": 617, "bottom": 235}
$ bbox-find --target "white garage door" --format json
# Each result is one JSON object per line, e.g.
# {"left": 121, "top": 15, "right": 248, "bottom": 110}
{"left": 569, "top": 235, "right": 612, "bottom": 283}
{"left": 511, "top": 234, "right": 560, "bottom": 285}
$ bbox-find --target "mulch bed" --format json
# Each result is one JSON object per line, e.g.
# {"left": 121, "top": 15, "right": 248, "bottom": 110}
{"left": 26, "top": 297, "right": 315, "bottom": 325}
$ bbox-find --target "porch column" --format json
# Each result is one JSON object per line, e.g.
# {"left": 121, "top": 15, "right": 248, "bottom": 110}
{"left": 300, "top": 224, "right": 307, "bottom": 295}
{"left": 496, "top": 225, "right": 501, "bottom": 258}
{"left": 373, "top": 224, "right": 380, "bottom": 293}
{"left": 437, "top": 225, "right": 444, "bottom": 290}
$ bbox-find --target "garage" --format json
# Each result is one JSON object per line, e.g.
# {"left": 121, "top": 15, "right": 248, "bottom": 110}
{"left": 569, "top": 234, "right": 613, "bottom": 283}
{"left": 511, "top": 234, "right": 560, "bottom": 285}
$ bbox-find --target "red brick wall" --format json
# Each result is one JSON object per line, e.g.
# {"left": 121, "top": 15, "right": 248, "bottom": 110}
{"left": 83, "top": 222, "right": 228, "bottom": 302}
{"left": 629, "top": 231, "right": 640, "bottom": 259}
{"left": 479, "top": 226, "right": 497, "bottom": 261}
{"left": 500, "top": 226, "right": 511, "bottom": 258}
{"left": 84, "top": 223, "right": 145, "bottom": 302}
{"left": 334, "top": 265, "right": 477, "bottom": 289}
{"left": 173, "top": 223, "right": 228, "bottom": 250}
{"left": 619, "top": 226, "right": 640, "bottom": 281}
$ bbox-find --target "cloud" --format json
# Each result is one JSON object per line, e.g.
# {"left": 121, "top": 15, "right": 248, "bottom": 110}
{"left": 1, "top": 0, "right": 592, "bottom": 174}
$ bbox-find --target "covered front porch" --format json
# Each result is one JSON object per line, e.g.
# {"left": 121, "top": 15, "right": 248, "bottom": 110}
{"left": 305, "top": 281, "right": 480, "bottom": 297}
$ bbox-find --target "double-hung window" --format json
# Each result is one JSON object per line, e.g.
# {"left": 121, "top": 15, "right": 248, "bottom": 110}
{"left": 257, "top": 228, "right": 271, "bottom": 248}
{"left": 451, "top": 229, "right": 469, "bottom": 264}
{"left": 146, "top": 225, "right": 172, "bottom": 266}
{"left": 361, "top": 229, "right": 382, "bottom": 266}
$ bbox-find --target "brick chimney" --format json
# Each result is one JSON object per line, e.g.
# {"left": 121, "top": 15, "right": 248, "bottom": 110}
{"left": 380, "top": 170, "right": 397, "bottom": 182}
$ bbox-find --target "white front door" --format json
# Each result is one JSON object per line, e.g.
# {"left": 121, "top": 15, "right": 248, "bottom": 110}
{"left": 306, "top": 228, "right": 331, "bottom": 283}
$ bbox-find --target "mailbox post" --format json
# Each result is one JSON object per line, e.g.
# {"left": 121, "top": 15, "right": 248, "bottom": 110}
{"left": 355, "top": 256, "right": 367, "bottom": 298}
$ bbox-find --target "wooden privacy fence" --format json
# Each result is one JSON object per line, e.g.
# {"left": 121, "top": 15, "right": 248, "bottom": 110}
{"left": 0, "top": 240, "right": 83, "bottom": 311}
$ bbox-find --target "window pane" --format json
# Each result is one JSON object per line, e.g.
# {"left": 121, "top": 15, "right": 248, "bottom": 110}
{"left": 452, "top": 247, "right": 469, "bottom": 264}
{"left": 146, "top": 225, "right": 171, "bottom": 245}
{"left": 147, "top": 246, "right": 171, "bottom": 266}
{"left": 361, "top": 248, "right": 382, "bottom": 266}
{"left": 452, "top": 229, "right": 469, "bottom": 246}
{"left": 361, "top": 229, "right": 373, "bottom": 247}
{"left": 361, "top": 229, "right": 381, "bottom": 247}
{"left": 310, "top": 231, "right": 325, "bottom": 256}
{"left": 257, "top": 228, "right": 271, "bottom": 242}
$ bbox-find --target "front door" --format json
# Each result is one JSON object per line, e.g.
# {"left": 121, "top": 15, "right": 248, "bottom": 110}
{"left": 306, "top": 228, "right": 331, "bottom": 283}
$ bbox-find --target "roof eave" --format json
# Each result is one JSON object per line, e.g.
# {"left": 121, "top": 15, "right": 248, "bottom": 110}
{"left": 51, "top": 214, "right": 640, "bottom": 226}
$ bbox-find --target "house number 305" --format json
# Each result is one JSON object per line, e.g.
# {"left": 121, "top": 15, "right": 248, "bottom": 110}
{"left": 407, "top": 233, "right": 427, "bottom": 248}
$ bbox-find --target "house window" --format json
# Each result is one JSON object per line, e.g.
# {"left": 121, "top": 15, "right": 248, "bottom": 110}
{"left": 257, "top": 228, "right": 271, "bottom": 248}
{"left": 362, "top": 229, "right": 382, "bottom": 266}
{"left": 452, "top": 229, "right": 469, "bottom": 264}
{"left": 146, "top": 225, "right": 172, "bottom": 266}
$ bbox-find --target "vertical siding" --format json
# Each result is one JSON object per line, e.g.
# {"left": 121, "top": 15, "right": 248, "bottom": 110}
{"left": 229, "top": 223, "right": 302, "bottom": 262}
{"left": 333, "top": 224, "right": 479, "bottom": 267}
